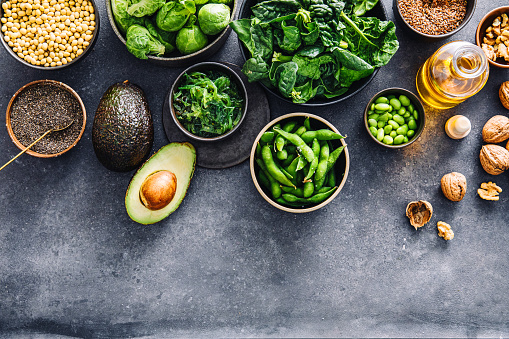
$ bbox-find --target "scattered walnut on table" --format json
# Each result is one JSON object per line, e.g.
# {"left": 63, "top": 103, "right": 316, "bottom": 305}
{"left": 437, "top": 221, "right": 454, "bottom": 240}
{"left": 500, "top": 81, "right": 509, "bottom": 110}
{"left": 441, "top": 172, "right": 467, "bottom": 202}
{"left": 478, "top": 182, "right": 502, "bottom": 201}
{"left": 479, "top": 144, "right": 509, "bottom": 175}
{"left": 406, "top": 200, "right": 433, "bottom": 230}
{"left": 482, "top": 115, "right": 509, "bottom": 143}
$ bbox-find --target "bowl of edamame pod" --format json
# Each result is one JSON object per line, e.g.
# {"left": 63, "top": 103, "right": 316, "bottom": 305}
{"left": 250, "top": 113, "right": 350, "bottom": 213}
{"left": 364, "top": 88, "right": 425, "bottom": 148}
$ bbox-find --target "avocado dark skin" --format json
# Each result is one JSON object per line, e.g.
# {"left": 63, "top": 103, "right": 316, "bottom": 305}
{"left": 92, "top": 81, "right": 154, "bottom": 172}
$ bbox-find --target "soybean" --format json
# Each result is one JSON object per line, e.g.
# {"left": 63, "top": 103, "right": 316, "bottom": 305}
{"left": 399, "top": 95, "right": 411, "bottom": 106}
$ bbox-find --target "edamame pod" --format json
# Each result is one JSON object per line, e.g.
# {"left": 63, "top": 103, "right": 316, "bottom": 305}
{"left": 273, "top": 128, "right": 315, "bottom": 163}
{"left": 256, "top": 158, "right": 282, "bottom": 198}
{"left": 258, "top": 170, "right": 270, "bottom": 189}
{"left": 261, "top": 145, "right": 294, "bottom": 187}
{"left": 305, "top": 138, "right": 320, "bottom": 181}
{"left": 274, "top": 121, "right": 297, "bottom": 152}
{"left": 295, "top": 126, "right": 307, "bottom": 136}
{"left": 296, "top": 156, "right": 308, "bottom": 172}
{"left": 314, "top": 145, "right": 345, "bottom": 190}
{"left": 303, "top": 181, "right": 314, "bottom": 198}
{"left": 276, "top": 149, "right": 288, "bottom": 160}
{"left": 260, "top": 131, "right": 275, "bottom": 143}
{"left": 315, "top": 141, "right": 329, "bottom": 181}
{"left": 304, "top": 117, "right": 311, "bottom": 130}
{"left": 281, "top": 153, "right": 297, "bottom": 167}
{"left": 282, "top": 186, "right": 337, "bottom": 205}
{"left": 300, "top": 129, "right": 345, "bottom": 143}
{"left": 327, "top": 165, "right": 336, "bottom": 187}
{"left": 281, "top": 186, "right": 304, "bottom": 198}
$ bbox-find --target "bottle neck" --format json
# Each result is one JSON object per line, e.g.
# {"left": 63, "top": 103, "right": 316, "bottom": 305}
{"left": 451, "top": 45, "right": 487, "bottom": 79}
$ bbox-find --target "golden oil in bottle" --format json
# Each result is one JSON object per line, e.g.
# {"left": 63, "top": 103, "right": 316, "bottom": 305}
{"left": 416, "top": 41, "right": 489, "bottom": 109}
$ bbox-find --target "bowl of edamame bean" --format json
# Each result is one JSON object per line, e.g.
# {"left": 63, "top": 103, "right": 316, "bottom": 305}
{"left": 364, "top": 88, "right": 425, "bottom": 148}
{"left": 250, "top": 113, "right": 350, "bottom": 213}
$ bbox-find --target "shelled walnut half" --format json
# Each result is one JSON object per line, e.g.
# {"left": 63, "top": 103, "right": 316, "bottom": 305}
{"left": 482, "top": 13, "right": 509, "bottom": 62}
{"left": 478, "top": 182, "right": 502, "bottom": 201}
{"left": 406, "top": 200, "right": 433, "bottom": 230}
{"left": 437, "top": 221, "right": 454, "bottom": 240}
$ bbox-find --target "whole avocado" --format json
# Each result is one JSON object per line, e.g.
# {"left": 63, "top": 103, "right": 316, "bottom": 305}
{"left": 92, "top": 81, "right": 153, "bottom": 172}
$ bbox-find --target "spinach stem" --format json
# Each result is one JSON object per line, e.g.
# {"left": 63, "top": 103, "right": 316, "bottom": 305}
{"left": 340, "top": 11, "right": 377, "bottom": 48}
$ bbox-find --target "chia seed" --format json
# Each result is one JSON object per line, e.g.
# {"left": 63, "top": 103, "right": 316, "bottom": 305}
{"left": 10, "top": 83, "right": 83, "bottom": 155}
{"left": 399, "top": 0, "right": 468, "bottom": 36}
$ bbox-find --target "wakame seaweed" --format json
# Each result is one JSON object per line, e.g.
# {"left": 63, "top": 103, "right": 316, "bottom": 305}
{"left": 173, "top": 71, "right": 244, "bottom": 138}
{"left": 229, "top": 0, "right": 399, "bottom": 103}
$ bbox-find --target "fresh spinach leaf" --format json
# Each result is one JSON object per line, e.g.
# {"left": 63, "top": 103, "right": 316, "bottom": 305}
{"left": 230, "top": 19, "right": 273, "bottom": 60}
{"left": 291, "top": 80, "right": 318, "bottom": 103}
{"left": 274, "top": 61, "right": 299, "bottom": 98}
{"left": 251, "top": 0, "right": 302, "bottom": 23}
{"left": 242, "top": 56, "right": 270, "bottom": 82}
{"left": 340, "top": 11, "right": 399, "bottom": 67}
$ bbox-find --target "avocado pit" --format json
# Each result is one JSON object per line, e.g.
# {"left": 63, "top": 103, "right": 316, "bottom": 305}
{"left": 139, "top": 170, "right": 177, "bottom": 210}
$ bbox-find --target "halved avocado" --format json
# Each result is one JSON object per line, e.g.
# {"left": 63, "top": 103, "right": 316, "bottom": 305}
{"left": 125, "top": 142, "right": 196, "bottom": 225}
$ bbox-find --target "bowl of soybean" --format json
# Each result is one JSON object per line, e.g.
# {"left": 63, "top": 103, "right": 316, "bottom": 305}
{"left": 250, "top": 113, "right": 350, "bottom": 213}
{"left": 364, "top": 88, "right": 425, "bottom": 148}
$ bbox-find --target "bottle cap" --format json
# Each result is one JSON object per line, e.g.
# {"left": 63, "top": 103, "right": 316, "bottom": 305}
{"left": 445, "top": 115, "right": 471, "bottom": 139}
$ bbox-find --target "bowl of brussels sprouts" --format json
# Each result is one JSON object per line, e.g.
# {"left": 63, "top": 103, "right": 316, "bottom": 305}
{"left": 106, "top": 0, "right": 237, "bottom": 66}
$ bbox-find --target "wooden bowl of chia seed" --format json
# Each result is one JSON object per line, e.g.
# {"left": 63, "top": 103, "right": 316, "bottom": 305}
{"left": 6, "top": 80, "right": 87, "bottom": 158}
{"left": 393, "top": 0, "right": 476, "bottom": 40}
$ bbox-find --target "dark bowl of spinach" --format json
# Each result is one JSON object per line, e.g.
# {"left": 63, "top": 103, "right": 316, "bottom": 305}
{"left": 170, "top": 61, "right": 248, "bottom": 142}
{"left": 233, "top": 0, "right": 399, "bottom": 106}
{"left": 106, "top": 0, "right": 238, "bottom": 67}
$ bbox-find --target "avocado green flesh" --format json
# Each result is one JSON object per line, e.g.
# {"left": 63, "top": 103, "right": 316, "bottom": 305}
{"left": 125, "top": 142, "right": 196, "bottom": 225}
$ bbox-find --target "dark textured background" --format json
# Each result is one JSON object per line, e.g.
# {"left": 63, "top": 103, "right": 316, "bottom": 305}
{"left": 1, "top": 0, "right": 508, "bottom": 337}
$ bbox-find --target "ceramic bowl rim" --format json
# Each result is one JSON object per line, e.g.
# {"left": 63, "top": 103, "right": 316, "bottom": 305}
{"left": 394, "top": 0, "right": 477, "bottom": 39}
{"left": 6, "top": 79, "right": 87, "bottom": 158}
{"left": 475, "top": 5, "right": 509, "bottom": 69}
{"left": 0, "top": 0, "right": 100, "bottom": 70}
{"left": 363, "top": 87, "right": 426, "bottom": 149}
{"left": 250, "top": 112, "right": 350, "bottom": 213}
{"left": 106, "top": 0, "right": 238, "bottom": 63}
{"left": 169, "top": 61, "right": 249, "bottom": 142}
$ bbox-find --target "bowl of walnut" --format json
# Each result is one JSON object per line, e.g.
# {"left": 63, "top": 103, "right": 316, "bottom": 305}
{"left": 476, "top": 6, "right": 509, "bottom": 69}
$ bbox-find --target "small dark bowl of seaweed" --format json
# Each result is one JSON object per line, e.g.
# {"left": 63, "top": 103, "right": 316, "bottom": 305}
{"left": 170, "top": 61, "right": 248, "bottom": 142}
{"left": 235, "top": 0, "right": 391, "bottom": 106}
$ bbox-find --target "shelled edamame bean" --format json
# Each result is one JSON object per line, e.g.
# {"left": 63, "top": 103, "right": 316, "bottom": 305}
{"left": 366, "top": 93, "right": 420, "bottom": 146}
{"left": 255, "top": 119, "right": 346, "bottom": 208}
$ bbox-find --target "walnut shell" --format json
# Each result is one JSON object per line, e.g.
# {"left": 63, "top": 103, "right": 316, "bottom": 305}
{"left": 482, "top": 115, "right": 509, "bottom": 143}
{"left": 479, "top": 144, "right": 509, "bottom": 175}
{"left": 406, "top": 200, "right": 433, "bottom": 230}
{"left": 500, "top": 81, "right": 509, "bottom": 110}
{"left": 441, "top": 172, "right": 467, "bottom": 202}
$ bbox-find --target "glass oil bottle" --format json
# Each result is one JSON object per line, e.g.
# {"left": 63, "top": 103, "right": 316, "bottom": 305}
{"left": 416, "top": 41, "right": 489, "bottom": 109}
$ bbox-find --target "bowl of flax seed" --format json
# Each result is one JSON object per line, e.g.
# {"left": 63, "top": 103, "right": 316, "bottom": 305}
{"left": 394, "top": 0, "right": 476, "bottom": 39}
{"left": 6, "top": 79, "right": 86, "bottom": 158}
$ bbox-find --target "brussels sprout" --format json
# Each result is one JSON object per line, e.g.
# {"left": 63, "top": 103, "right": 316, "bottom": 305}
{"left": 126, "top": 24, "right": 166, "bottom": 59}
{"left": 156, "top": 0, "right": 196, "bottom": 32}
{"left": 111, "top": 0, "right": 142, "bottom": 34}
{"left": 143, "top": 17, "right": 176, "bottom": 54}
{"left": 176, "top": 15, "right": 208, "bottom": 54}
{"left": 209, "top": 0, "right": 232, "bottom": 4}
{"left": 197, "top": 3, "right": 230, "bottom": 35}
{"left": 127, "top": 0, "right": 165, "bottom": 17}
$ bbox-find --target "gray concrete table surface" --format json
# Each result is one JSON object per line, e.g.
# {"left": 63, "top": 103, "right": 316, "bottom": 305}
{"left": 1, "top": 0, "right": 508, "bottom": 337}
